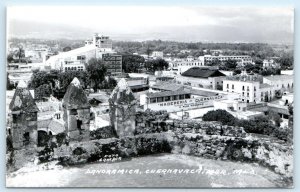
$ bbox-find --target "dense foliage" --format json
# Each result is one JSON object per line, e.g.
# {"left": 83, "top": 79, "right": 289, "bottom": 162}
{"left": 85, "top": 58, "right": 107, "bottom": 91}
{"left": 202, "top": 109, "right": 292, "bottom": 141}
{"left": 122, "top": 54, "right": 145, "bottom": 73}
{"left": 144, "top": 58, "right": 169, "bottom": 72}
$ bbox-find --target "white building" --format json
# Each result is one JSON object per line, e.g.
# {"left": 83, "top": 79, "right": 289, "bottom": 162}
{"left": 223, "top": 79, "right": 261, "bottom": 103}
{"left": 223, "top": 74, "right": 293, "bottom": 103}
{"left": 25, "top": 47, "right": 50, "bottom": 62}
{"left": 199, "top": 55, "right": 253, "bottom": 66}
{"left": 140, "top": 87, "right": 226, "bottom": 114}
{"left": 45, "top": 34, "right": 115, "bottom": 71}
{"left": 281, "top": 70, "right": 293, "bottom": 75}
{"left": 213, "top": 99, "right": 262, "bottom": 120}
{"left": 151, "top": 51, "right": 164, "bottom": 58}
{"left": 263, "top": 75, "right": 294, "bottom": 92}
{"left": 172, "top": 56, "right": 206, "bottom": 73}
{"left": 263, "top": 59, "right": 280, "bottom": 68}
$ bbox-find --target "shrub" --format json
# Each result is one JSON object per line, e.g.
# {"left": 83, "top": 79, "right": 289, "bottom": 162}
{"left": 202, "top": 110, "right": 236, "bottom": 125}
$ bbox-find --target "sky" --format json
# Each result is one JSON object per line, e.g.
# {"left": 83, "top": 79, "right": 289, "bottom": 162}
{"left": 7, "top": 6, "right": 294, "bottom": 43}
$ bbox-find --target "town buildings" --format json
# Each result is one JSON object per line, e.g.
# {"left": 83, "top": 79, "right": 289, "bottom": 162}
{"left": 151, "top": 51, "right": 164, "bottom": 59}
{"left": 102, "top": 53, "right": 122, "bottom": 76}
{"left": 45, "top": 34, "right": 117, "bottom": 72}
{"left": 199, "top": 54, "right": 253, "bottom": 66}
{"left": 175, "top": 67, "right": 226, "bottom": 90}
{"left": 223, "top": 73, "right": 293, "bottom": 103}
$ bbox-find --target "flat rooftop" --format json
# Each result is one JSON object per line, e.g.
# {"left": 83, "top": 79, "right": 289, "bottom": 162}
{"left": 263, "top": 75, "right": 293, "bottom": 81}
{"left": 146, "top": 88, "right": 219, "bottom": 98}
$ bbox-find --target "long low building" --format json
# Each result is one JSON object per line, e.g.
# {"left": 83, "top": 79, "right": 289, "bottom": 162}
{"left": 140, "top": 86, "right": 227, "bottom": 114}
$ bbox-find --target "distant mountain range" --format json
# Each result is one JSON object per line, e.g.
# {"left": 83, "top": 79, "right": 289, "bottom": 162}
{"left": 7, "top": 19, "right": 294, "bottom": 44}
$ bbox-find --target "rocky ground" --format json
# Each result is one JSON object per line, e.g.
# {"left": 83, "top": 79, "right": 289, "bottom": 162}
{"left": 6, "top": 153, "right": 291, "bottom": 188}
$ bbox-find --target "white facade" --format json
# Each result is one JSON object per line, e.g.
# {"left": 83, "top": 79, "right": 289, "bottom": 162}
{"left": 199, "top": 55, "right": 253, "bottom": 66}
{"left": 45, "top": 34, "right": 115, "bottom": 71}
{"left": 172, "top": 56, "right": 205, "bottom": 73}
{"left": 151, "top": 51, "right": 164, "bottom": 58}
{"left": 175, "top": 75, "right": 226, "bottom": 90}
{"left": 223, "top": 80, "right": 261, "bottom": 103}
{"left": 45, "top": 40, "right": 116, "bottom": 71}
{"left": 263, "top": 75, "right": 294, "bottom": 91}
{"left": 223, "top": 75, "right": 293, "bottom": 103}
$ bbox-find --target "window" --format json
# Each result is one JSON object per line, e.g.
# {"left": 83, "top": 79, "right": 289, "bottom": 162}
{"left": 77, "top": 120, "right": 83, "bottom": 134}
{"left": 179, "top": 95, "right": 185, "bottom": 100}
{"left": 227, "top": 84, "right": 229, "bottom": 88}
{"left": 232, "top": 84, "right": 234, "bottom": 89}
{"left": 247, "top": 93, "right": 249, "bottom": 97}
{"left": 157, "top": 97, "right": 164, "bottom": 102}
{"left": 23, "top": 132, "right": 30, "bottom": 145}
{"left": 70, "top": 109, "right": 78, "bottom": 115}
{"left": 185, "top": 94, "right": 191, "bottom": 99}
{"left": 242, "top": 86, "right": 245, "bottom": 91}
{"left": 150, "top": 98, "right": 157, "bottom": 103}
{"left": 164, "top": 96, "right": 171, "bottom": 101}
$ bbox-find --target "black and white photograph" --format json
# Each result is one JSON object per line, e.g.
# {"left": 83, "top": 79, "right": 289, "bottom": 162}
{"left": 5, "top": 5, "right": 294, "bottom": 188}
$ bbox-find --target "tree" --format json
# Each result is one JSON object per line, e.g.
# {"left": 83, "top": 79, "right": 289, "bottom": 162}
{"left": 35, "top": 84, "right": 52, "bottom": 100}
{"left": 144, "top": 58, "right": 169, "bottom": 72}
{"left": 222, "top": 59, "right": 237, "bottom": 70}
{"left": 277, "top": 52, "right": 293, "bottom": 70}
{"left": 86, "top": 58, "right": 107, "bottom": 91}
{"left": 14, "top": 45, "right": 25, "bottom": 64}
{"left": 29, "top": 70, "right": 53, "bottom": 89}
{"left": 7, "top": 53, "right": 14, "bottom": 63}
{"left": 62, "top": 46, "right": 72, "bottom": 52}
{"left": 202, "top": 110, "right": 236, "bottom": 125}
{"left": 100, "top": 77, "right": 117, "bottom": 89}
{"left": 207, "top": 59, "right": 221, "bottom": 66}
{"left": 268, "top": 111, "right": 282, "bottom": 127}
{"left": 7, "top": 74, "right": 15, "bottom": 90}
{"left": 122, "top": 55, "right": 145, "bottom": 73}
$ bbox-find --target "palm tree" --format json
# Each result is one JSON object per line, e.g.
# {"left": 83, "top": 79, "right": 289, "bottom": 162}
{"left": 14, "top": 45, "right": 25, "bottom": 64}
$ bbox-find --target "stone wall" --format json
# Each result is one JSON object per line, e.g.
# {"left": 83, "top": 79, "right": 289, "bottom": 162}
{"left": 135, "top": 111, "right": 247, "bottom": 138}
{"left": 167, "top": 132, "right": 293, "bottom": 178}
{"left": 53, "top": 133, "right": 171, "bottom": 166}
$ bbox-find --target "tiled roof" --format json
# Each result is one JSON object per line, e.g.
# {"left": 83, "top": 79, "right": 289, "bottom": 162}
{"left": 182, "top": 67, "right": 225, "bottom": 78}
{"left": 151, "top": 82, "right": 184, "bottom": 91}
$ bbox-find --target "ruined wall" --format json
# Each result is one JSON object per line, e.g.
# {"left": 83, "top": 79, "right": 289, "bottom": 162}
{"left": 167, "top": 133, "right": 293, "bottom": 178}
{"left": 109, "top": 88, "right": 136, "bottom": 137}
{"left": 136, "top": 113, "right": 247, "bottom": 138}
{"left": 63, "top": 108, "right": 90, "bottom": 142}
{"left": 11, "top": 112, "right": 38, "bottom": 149}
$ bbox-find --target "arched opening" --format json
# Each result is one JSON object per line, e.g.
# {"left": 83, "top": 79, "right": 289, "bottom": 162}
{"left": 38, "top": 130, "right": 50, "bottom": 147}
